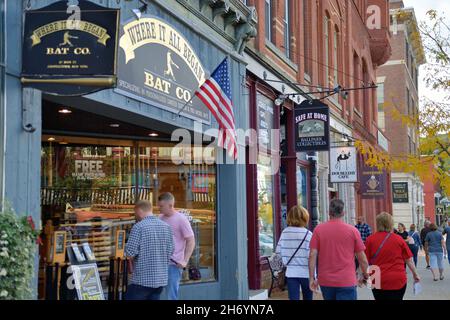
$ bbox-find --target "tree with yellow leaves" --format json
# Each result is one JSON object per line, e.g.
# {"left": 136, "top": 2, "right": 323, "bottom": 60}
{"left": 356, "top": 10, "right": 450, "bottom": 195}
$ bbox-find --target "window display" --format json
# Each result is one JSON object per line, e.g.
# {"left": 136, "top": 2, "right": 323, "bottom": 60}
{"left": 257, "top": 154, "right": 275, "bottom": 257}
{"left": 39, "top": 135, "right": 217, "bottom": 299}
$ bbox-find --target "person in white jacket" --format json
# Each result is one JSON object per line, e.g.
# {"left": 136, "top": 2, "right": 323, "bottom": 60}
{"left": 276, "top": 206, "right": 313, "bottom": 300}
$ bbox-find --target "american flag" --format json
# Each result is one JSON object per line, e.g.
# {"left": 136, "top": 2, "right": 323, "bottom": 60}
{"left": 195, "top": 58, "right": 238, "bottom": 160}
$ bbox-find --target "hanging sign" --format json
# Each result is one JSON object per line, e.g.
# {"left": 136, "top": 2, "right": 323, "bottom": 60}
{"left": 294, "top": 100, "right": 330, "bottom": 152}
{"left": 359, "top": 161, "right": 387, "bottom": 198}
{"left": 116, "top": 15, "right": 210, "bottom": 123}
{"left": 392, "top": 182, "right": 409, "bottom": 203}
{"left": 21, "top": 0, "right": 120, "bottom": 96}
{"left": 330, "top": 146, "right": 358, "bottom": 183}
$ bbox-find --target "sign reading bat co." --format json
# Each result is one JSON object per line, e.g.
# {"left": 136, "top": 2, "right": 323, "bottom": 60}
{"left": 115, "top": 15, "right": 211, "bottom": 123}
{"left": 21, "top": 0, "right": 119, "bottom": 96}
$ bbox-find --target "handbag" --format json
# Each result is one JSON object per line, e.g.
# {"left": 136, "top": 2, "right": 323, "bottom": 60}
{"left": 369, "top": 232, "right": 392, "bottom": 265}
{"left": 188, "top": 266, "right": 202, "bottom": 281}
{"left": 278, "top": 231, "right": 310, "bottom": 288}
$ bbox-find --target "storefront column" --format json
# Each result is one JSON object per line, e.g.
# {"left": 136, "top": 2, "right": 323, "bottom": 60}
{"left": 308, "top": 152, "right": 320, "bottom": 230}
{"left": 217, "top": 163, "right": 248, "bottom": 299}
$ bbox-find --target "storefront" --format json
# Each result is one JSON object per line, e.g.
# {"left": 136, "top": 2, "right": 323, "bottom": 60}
{"left": 3, "top": 0, "right": 257, "bottom": 299}
{"left": 244, "top": 67, "right": 312, "bottom": 291}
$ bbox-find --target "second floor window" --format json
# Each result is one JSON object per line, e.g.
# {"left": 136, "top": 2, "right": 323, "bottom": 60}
{"left": 283, "top": 0, "right": 291, "bottom": 59}
{"left": 265, "top": 0, "right": 273, "bottom": 42}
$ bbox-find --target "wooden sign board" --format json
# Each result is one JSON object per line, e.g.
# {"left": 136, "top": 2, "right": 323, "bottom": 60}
{"left": 115, "top": 230, "right": 126, "bottom": 259}
{"left": 71, "top": 263, "right": 105, "bottom": 300}
{"left": 52, "top": 231, "right": 67, "bottom": 264}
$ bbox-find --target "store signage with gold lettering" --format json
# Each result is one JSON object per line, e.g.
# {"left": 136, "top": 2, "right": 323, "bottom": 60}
{"left": 21, "top": 0, "right": 119, "bottom": 96}
{"left": 116, "top": 15, "right": 211, "bottom": 123}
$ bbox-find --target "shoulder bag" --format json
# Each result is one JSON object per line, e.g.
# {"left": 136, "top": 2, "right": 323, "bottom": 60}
{"left": 369, "top": 232, "right": 392, "bottom": 265}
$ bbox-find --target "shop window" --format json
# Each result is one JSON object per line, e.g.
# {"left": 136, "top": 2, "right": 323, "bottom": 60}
{"left": 257, "top": 154, "right": 276, "bottom": 257}
{"left": 39, "top": 136, "right": 217, "bottom": 299}
{"left": 297, "top": 165, "right": 308, "bottom": 209}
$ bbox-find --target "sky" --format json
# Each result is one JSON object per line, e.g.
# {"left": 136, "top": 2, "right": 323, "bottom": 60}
{"left": 402, "top": 0, "right": 450, "bottom": 103}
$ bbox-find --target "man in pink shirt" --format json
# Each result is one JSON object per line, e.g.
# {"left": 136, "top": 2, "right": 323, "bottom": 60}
{"left": 308, "top": 199, "right": 369, "bottom": 300}
{"left": 158, "top": 192, "right": 195, "bottom": 300}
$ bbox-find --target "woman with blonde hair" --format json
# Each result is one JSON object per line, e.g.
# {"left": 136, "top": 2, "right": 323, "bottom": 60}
{"left": 275, "top": 206, "right": 313, "bottom": 300}
{"left": 364, "top": 212, "right": 420, "bottom": 300}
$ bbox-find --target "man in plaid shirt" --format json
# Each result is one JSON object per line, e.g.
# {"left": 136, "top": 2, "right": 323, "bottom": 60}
{"left": 355, "top": 216, "right": 372, "bottom": 243}
{"left": 125, "top": 200, "right": 174, "bottom": 300}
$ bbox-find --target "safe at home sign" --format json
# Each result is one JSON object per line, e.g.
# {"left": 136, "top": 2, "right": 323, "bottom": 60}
{"left": 330, "top": 146, "right": 358, "bottom": 183}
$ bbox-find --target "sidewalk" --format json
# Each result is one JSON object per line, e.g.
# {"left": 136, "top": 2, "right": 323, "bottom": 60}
{"left": 269, "top": 250, "right": 450, "bottom": 300}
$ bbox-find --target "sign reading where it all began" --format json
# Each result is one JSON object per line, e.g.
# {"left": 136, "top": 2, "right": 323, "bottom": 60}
{"left": 116, "top": 16, "right": 211, "bottom": 123}
{"left": 21, "top": 0, "right": 119, "bottom": 96}
{"left": 294, "top": 100, "right": 330, "bottom": 152}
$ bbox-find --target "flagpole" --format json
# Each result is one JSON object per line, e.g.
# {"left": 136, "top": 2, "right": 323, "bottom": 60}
{"left": 173, "top": 94, "right": 196, "bottom": 119}
{"left": 173, "top": 56, "right": 228, "bottom": 119}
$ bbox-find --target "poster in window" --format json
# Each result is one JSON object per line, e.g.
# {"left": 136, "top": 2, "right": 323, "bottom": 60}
{"left": 257, "top": 93, "right": 274, "bottom": 150}
{"left": 294, "top": 100, "right": 330, "bottom": 152}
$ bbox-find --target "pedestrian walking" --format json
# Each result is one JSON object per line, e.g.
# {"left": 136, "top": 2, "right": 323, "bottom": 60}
{"left": 397, "top": 223, "right": 409, "bottom": 240}
{"left": 408, "top": 224, "right": 421, "bottom": 267}
{"left": 425, "top": 223, "right": 446, "bottom": 281}
{"left": 355, "top": 215, "right": 372, "bottom": 243}
{"left": 159, "top": 192, "right": 196, "bottom": 300}
{"left": 420, "top": 221, "right": 432, "bottom": 269}
{"left": 365, "top": 213, "right": 420, "bottom": 300}
{"left": 275, "top": 206, "right": 313, "bottom": 301}
{"left": 125, "top": 200, "right": 174, "bottom": 300}
{"left": 443, "top": 220, "right": 450, "bottom": 265}
{"left": 308, "top": 199, "right": 369, "bottom": 300}
{"left": 354, "top": 215, "right": 372, "bottom": 270}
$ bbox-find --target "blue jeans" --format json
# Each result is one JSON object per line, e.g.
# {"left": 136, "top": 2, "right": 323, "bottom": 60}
{"left": 167, "top": 264, "right": 183, "bottom": 300}
{"left": 409, "top": 244, "right": 419, "bottom": 267}
{"left": 286, "top": 277, "right": 313, "bottom": 300}
{"left": 447, "top": 249, "right": 450, "bottom": 265}
{"left": 320, "top": 286, "right": 357, "bottom": 300}
{"left": 125, "top": 284, "right": 163, "bottom": 300}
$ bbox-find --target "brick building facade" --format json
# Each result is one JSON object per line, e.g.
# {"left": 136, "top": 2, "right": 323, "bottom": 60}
{"left": 377, "top": 0, "right": 426, "bottom": 228}
{"left": 242, "top": 0, "right": 393, "bottom": 292}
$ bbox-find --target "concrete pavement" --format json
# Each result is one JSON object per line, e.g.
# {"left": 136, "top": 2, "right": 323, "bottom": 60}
{"left": 269, "top": 250, "right": 450, "bottom": 300}
{"left": 357, "top": 250, "right": 450, "bottom": 300}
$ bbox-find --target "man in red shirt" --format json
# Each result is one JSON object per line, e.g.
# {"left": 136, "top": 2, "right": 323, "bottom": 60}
{"left": 308, "top": 199, "right": 369, "bottom": 300}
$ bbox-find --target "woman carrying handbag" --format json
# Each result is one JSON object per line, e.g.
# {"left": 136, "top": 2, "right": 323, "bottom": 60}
{"left": 275, "top": 206, "right": 313, "bottom": 300}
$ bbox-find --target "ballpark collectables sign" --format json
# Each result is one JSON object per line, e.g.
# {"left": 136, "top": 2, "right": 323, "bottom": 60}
{"left": 116, "top": 15, "right": 210, "bottom": 123}
{"left": 330, "top": 146, "right": 358, "bottom": 183}
{"left": 294, "top": 100, "right": 330, "bottom": 152}
{"left": 21, "top": 0, "right": 119, "bottom": 96}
